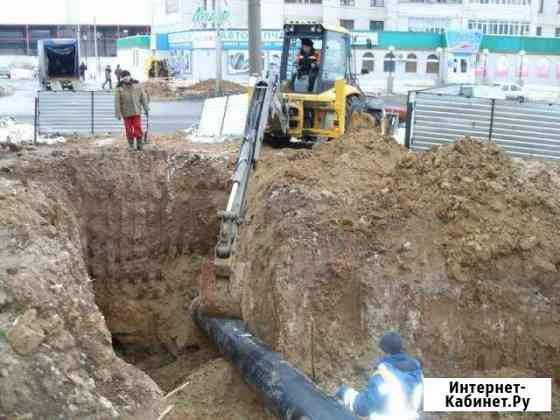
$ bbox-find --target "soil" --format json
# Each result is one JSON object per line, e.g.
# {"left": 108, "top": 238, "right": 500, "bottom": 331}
{"left": 178, "top": 79, "right": 247, "bottom": 99}
{"left": 0, "top": 128, "right": 558, "bottom": 419}
{"left": 142, "top": 79, "right": 247, "bottom": 101}
{"left": 233, "top": 133, "right": 560, "bottom": 418}
{"left": 142, "top": 79, "right": 178, "bottom": 101}
{"left": 0, "top": 134, "right": 256, "bottom": 419}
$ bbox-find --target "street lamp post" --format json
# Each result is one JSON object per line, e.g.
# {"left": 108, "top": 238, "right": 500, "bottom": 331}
{"left": 518, "top": 49, "right": 526, "bottom": 86}
{"left": 436, "top": 47, "right": 443, "bottom": 85}
{"left": 482, "top": 48, "right": 489, "bottom": 84}
{"left": 387, "top": 45, "right": 395, "bottom": 95}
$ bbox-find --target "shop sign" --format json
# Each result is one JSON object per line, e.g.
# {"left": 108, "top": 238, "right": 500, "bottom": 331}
{"left": 446, "top": 30, "right": 483, "bottom": 55}
{"left": 351, "top": 32, "right": 379, "bottom": 47}
{"left": 192, "top": 6, "right": 231, "bottom": 26}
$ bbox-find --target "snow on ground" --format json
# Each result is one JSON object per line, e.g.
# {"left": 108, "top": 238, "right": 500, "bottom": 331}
{"left": 0, "top": 117, "right": 65, "bottom": 146}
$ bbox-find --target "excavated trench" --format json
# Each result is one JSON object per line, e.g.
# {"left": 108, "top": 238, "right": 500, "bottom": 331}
{"left": 13, "top": 148, "right": 231, "bottom": 391}
{"left": 76, "top": 150, "right": 229, "bottom": 390}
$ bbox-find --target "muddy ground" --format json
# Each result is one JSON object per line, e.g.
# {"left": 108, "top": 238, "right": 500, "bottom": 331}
{"left": 0, "top": 130, "right": 558, "bottom": 419}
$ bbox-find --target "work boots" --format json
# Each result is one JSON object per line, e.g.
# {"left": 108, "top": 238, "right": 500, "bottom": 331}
{"left": 127, "top": 138, "right": 144, "bottom": 151}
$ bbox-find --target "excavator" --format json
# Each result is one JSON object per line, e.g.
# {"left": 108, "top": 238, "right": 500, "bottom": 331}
{"left": 193, "top": 24, "right": 388, "bottom": 420}
{"left": 215, "top": 23, "right": 384, "bottom": 262}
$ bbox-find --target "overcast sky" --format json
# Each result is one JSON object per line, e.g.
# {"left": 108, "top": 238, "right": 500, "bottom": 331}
{"left": 2, "top": 0, "right": 153, "bottom": 26}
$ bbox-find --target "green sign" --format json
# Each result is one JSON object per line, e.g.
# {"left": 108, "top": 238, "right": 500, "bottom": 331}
{"left": 192, "top": 6, "right": 230, "bottom": 26}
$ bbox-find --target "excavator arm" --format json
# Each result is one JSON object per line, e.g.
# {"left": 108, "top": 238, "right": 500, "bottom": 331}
{"left": 215, "top": 76, "right": 287, "bottom": 261}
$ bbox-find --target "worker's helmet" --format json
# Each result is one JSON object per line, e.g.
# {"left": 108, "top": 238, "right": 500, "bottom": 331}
{"left": 301, "top": 38, "right": 314, "bottom": 48}
{"left": 379, "top": 331, "right": 403, "bottom": 355}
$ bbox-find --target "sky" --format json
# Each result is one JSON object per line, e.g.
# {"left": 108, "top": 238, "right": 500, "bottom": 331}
{"left": 2, "top": 0, "right": 153, "bottom": 26}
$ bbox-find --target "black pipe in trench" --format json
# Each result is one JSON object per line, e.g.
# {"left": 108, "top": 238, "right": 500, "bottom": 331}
{"left": 193, "top": 311, "right": 359, "bottom": 420}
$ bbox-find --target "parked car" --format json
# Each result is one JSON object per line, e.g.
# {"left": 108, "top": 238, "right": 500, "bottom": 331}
{"left": 0, "top": 64, "right": 11, "bottom": 79}
{"left": 496, "top": 83, "right": 526, "bottom": 102}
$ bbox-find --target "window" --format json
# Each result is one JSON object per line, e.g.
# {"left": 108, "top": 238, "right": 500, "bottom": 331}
{"left": 468, "top": 20, "right": 530, "bottom": 35}
{"left": 340, "top": 19, "right": 355, "bottom": 30}
{"left": 285, "top": 0, "right": 322, "bottom": 3}
{"left": 362, "top": 52, "right": 375, "bottom": 73}
{"left": 340, "top": 0, "right": 355, "bottom": 5}
{"left": 536, "top": 26, "right": 543, "bottom": 36}
{"left": 165, "top": 0, "right": 179, "bottom": 14}
{"left": 370, "top": 21, "right": 385, "bottom": 31}
{"left": 556, "top": 27, "right": 560, "bottom": 37}
{"left": 284, "top": 36, "right": 323, "bottom": 84}
{"left": 370, "top": 0, "right": 385, "bottom": 5}
{"left": 322, "top": 31, "right": 347, "bottom": 81}
{"left": 408, "top": 17, "right": 450, "bottom": 33}
{"left": 405, "top": 53, "right": 417, "bottom": 73}
{"left": 383, "top": 52, "right": 395, "bottom": 72}
{"left": 426, "top": 54, "right": 439, "bottom": 74}
{"left": 401, "top": 0, "right": 461, "bottom": 2}
{"left": 471, "top": 0, "right": 530, "bottom": 3}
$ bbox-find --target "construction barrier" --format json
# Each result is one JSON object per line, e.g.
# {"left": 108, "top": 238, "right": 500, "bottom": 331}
{"left": 406, "top": 86, "right": 560, "bottom": 160}
{"left": 35, "top": 90, "right": 147, "bottom": 137}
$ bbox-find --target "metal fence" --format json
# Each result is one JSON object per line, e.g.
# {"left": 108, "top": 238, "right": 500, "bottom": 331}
{"left": 35, "top": 90, "right": 147, "bottom": 139}
{"left": 405, "top": 87, "right": 560, "bottom": 160}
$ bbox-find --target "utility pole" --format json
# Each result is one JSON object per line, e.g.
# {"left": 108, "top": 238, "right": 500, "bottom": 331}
{"left": 93, "top": 17, "right": 100, "bottom": 80}
{"left": 215, "top": 0, "right": 223, "bottom": 96}
{"left": 248, "top": 0, "right": 262, "bottom": 77}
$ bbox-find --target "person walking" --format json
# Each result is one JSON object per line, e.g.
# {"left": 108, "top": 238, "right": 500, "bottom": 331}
{"left": 115, "top": 64, "right": 122, "bottom": 84}
{"left": 334, "top": 331, "right": 423, "bottom": 419}
{"left": 115, "top": 70, "right": 149, "bottom": 151}
{"left": 102, "top": 64, "right": 112, "bottom": 89}
{"left": 79, "top": 62, "right": 87, "bottom": 81}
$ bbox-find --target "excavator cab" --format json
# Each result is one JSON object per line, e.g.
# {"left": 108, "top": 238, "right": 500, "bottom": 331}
{"left": 264, "top": 23, "right": 381, "bottom": 142}
{"left": 281, "top": 24, "right": 347, "bottom": 95}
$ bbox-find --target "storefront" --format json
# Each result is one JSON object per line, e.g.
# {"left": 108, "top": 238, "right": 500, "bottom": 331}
{"left": 146, "top": 28, "right": 560, "bottom": 89}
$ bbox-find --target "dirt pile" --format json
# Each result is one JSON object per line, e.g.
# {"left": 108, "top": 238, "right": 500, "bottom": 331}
{"left": 179, "top": 79, "right": 247, "bottom": 99}
{"left": 0, "top": 140, "right": 262, "bottom": 419}
{"left": 142, "top": 78, "right": 177, "bottom": 101}
{"left": 231, "top": 132, "right": 559, "bottom": 416}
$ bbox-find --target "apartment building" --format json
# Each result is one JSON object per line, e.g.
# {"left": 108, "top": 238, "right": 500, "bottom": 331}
{"left": 153, "top": 0, "right": 559, "bottom": 36}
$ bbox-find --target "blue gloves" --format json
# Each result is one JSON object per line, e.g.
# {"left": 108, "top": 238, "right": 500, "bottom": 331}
{"left": 334, "top": 385, "right": 350, "bottom": 400}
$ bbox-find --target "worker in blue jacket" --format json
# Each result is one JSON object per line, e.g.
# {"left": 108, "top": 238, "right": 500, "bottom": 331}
{"left": 335, "top": 331, "right": 424, "bottom": 419}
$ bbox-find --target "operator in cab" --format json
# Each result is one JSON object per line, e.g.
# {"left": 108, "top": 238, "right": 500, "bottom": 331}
{"left": 335, "top": 331, "right": 423, "bottom": 420}
{"left": 293, "top": 38, "right": 321, "bottom": 92}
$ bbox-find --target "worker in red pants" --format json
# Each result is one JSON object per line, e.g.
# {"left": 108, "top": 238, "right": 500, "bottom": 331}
{"left": 114, "top": 70, "right": 149, "bottom": 151}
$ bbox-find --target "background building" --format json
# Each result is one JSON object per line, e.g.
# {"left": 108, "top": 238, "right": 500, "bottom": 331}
{"left": 148, "top": 0, "right": 560, "bottom": 90}
{"left": 153, "top": 0, "right": 560, "bottom": 36}
{"left": 0, "top": 0, "right": 152, "bottom": 57}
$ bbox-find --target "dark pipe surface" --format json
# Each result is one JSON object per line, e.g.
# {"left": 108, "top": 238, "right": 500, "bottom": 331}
{"left": 193, "top": 311, "right": 358, "bottom": 420}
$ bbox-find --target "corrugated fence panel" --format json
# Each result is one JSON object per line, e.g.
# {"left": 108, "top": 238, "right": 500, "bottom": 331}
{"left": 38, "top": 91, "right": 93, "bottom": 134}
{"left": 93, "top": 91, "right": 122, "bottom": 134}
{"left": 411, "top": 93, "right": 492, "bottom": 151}
{"left": 491, "top": 100, "right": 560, "bottom": 160}
{"left": 409, "top": 91, "right": 560, "bottom": 160}
{"left": 38, "top": 90, "right": 148, "bottom": 136}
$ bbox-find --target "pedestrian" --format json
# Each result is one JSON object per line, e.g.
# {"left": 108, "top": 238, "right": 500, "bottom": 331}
{"left": 114, "top": 70, "right": 149, "bottom": 151}
{"left": 115, "top": 64, "right": 122, "bottom": 83}
{"left": 79, "top": 61, "right": 87, "bottom": 81}
{"left": 102, "top": 64, "right": 112, "bottom": 89}
{"left": 334, "top": 331, "right": 423, "bottom": 419}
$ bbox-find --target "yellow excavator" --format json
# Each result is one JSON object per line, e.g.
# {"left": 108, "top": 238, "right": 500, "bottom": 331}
{"left": 197, "top": 24, "right": 387, "bottom": 419}
{"left": 215, "top": 23, "right": 383, "bottom": 263}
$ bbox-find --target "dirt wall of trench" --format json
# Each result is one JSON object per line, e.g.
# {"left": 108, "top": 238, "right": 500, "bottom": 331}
{"left": 235, "top": 133, "right": 560, "bottom": 418}
{"left": 0, "top": 144, "right": 250, "bottom": 419}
